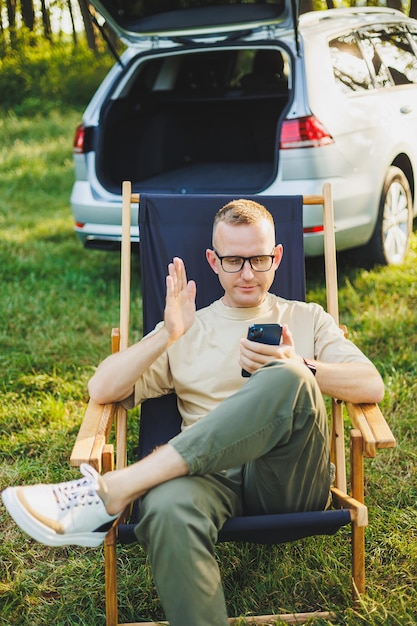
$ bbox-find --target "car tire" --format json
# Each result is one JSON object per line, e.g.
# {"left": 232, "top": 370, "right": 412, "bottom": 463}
{"left": 364, "top": 166, "right": 413, "bottom": 267}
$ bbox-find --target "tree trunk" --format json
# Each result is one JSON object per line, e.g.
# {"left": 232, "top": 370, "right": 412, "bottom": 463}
{"left": 6, "top": 0, "right": 17, "bottom": 28}
{"left": 20, "top": 0, "right": 35, "bottom": 30}
{"left": 39, "top": 0, "right": 52, "bottom": 39}
{"left": 0, "top": 6, "right": 5, "bottom": 58}
{"left": 78, "top": 0, "right": 97, "bottom": 51}
{"left": 67, "top": 0, "right": 78, "bottom": 44}
{"left": 6, "top": 0, "right": 17, "bottom": 47}
{"left": 410, "top": 0, "right": 417, "bottom": 19}
{"left": 386, "top": 0, "right": 403, "bottom": 11}
{"left": 300, "top": 0, "right": 314, "bottom": 15}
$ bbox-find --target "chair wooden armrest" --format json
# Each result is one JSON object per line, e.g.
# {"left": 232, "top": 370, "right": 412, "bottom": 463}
{"left": 70, "top": 398, "right": 117, "bottom": 472}
{"left": 345, "top": 402, "right": 396, "bottom": 458}
{"left": 70, "top": 326, "right": 124, "bottom": 473}
{"left": 331, "top": 486, "right": 368, "bottom": 527}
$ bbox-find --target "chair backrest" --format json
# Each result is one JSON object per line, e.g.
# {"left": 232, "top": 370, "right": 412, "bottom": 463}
{"left": 139, "top": 194, "right": 305, "bottom": 334}
{"left": 137, "top": 193, "right": 305, "bottom": 458}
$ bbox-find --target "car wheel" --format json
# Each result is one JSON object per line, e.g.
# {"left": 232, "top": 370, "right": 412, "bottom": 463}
{"left": 365, "top": 166, "right": 413, "bottom": 266}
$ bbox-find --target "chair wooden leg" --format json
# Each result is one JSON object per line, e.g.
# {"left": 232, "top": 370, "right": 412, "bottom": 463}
{"left": 350, "top": 429, "right": 365, "bottom": 599}
{"left": 105, "top": 526, "right": 119, "bottom": 626}
{"left": 352, "top": 519, "right": 365, "bottom": 600}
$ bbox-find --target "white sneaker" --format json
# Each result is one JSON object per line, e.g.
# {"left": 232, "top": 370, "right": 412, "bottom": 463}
{"left": 1, "top": 464, "right": 119, "bottom": 547}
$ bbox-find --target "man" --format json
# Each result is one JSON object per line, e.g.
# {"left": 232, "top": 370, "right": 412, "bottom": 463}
{"left": 2, "top": 199, "right": 384, "bottom": 626}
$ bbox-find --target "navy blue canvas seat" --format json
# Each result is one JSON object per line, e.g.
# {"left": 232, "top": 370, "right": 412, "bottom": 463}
{"left": 70, "top": 182, "right": 395, "bottom": 626}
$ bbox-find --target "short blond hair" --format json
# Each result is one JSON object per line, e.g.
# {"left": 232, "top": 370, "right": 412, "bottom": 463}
{"left": 213, "top": 198, "right": 274, "bottom": 231}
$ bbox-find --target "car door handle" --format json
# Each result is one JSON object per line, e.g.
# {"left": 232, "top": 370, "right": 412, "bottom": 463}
{"left": 400, "top": 105, "right": 412, "bottom": 114}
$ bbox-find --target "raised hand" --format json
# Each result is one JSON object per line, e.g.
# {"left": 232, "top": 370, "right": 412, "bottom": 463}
{"left": 164, "top": 257, "right": 197, "bottom": 343}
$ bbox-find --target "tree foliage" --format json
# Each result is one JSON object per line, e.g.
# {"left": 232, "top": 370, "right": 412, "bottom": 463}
{"left": 1, "top": 0, "right": 416, "bottom": 57}
{"left": 0, "top": 37, "right": 114, "bottom": 112}
{"left": 0, "top": 0, "right": 104, "bottom": 55}
{"left": 300, "top": 0, "right": 414, "bottom": 13}
{"left": 0, "top": 0, "right": 416, "bottom": 113}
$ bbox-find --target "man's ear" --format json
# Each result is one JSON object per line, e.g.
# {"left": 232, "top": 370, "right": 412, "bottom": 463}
{"left": 273, "top": 244, "right": 284, "bottom": 269}
{"left": 206, "top": 249, "right": 219, "bottom": 274}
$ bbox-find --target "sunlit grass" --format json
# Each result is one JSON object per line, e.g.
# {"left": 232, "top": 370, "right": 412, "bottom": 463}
{"left": 0, "top": 110, "right": 416, "bottom": 625}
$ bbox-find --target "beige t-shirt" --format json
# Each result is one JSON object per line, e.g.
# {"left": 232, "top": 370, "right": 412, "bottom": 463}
{"left": 129, "top": 293, "right": 371, "bottom": 429}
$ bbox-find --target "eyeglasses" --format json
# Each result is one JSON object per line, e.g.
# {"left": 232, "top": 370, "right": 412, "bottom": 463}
{"left": 213, "top": 249, "right": 275, "bottom": 273}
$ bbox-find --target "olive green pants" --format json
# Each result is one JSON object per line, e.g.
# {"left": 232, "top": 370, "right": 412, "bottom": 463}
{"left": 135, "top": 360, "right": 331, "bottom": 626}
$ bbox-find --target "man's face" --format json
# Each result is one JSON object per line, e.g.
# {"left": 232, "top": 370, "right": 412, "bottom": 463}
{"left": 206, "top": 219, "right": 283, "bottom": 308}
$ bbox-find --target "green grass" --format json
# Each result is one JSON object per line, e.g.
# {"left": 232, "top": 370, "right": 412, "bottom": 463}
{"left": 0, "top": 109, "right": 416, "bottom": 625}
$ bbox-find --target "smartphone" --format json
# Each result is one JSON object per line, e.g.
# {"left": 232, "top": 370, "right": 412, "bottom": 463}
{"left": 241, "top": 323, "right": 283, "bottom": 377}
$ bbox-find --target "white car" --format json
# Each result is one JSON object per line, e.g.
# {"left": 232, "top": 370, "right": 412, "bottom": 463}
{"left": 71, "top": 1, "right": 417, "bottom": 265}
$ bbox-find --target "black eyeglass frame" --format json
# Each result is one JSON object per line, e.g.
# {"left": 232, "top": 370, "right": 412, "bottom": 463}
{"left": 213, "top": 249, "right": 276, "bottom": 273}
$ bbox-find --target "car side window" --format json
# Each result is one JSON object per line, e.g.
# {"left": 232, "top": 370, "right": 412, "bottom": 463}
{"left": 360, "top": 26, "right": 417, "bottom": 87}
{"left": 358, "top": 35, "right": 392, "bottom": 88}
{"left": 407, "top": 26, "right": 417, "bottom": 55}
{"left": 329, "top": 32, "right": 373, "bottom": 94}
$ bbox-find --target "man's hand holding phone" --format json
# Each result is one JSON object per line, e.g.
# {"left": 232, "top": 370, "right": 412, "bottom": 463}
{"left": 240, "top": 323, "right": 283, "bottom": 377}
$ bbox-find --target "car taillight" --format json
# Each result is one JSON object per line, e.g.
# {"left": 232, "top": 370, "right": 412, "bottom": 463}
{"left": 280, "top": 116, "right": 333, "bottom": 149}
{"left": 304, "top": 225, "right": 324, "bottom": 233}
{"left": 73, "top": 124, "right": 86, "bottom": 154}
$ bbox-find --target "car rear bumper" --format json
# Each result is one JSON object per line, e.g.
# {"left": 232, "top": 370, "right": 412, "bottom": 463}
{"left": 70, "top": 180, "right": 373, "bottom": 256}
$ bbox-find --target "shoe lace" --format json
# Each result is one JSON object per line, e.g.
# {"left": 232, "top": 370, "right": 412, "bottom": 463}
{"left": 52, "top": 465, "right": 102, "bottom": 511}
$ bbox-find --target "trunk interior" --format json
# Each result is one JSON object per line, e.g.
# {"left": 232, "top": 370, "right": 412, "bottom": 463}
{"left": 96, "top": 47, "right": 291, "bottom": 194}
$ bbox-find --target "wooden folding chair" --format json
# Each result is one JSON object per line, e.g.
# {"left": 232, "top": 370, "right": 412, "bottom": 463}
{"left": 70, "top": 181, "right": 395, "bottom": 626}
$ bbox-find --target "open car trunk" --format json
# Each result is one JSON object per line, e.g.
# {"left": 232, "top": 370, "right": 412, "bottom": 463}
{"left": 95, "top": 47, "right": 291, "bottom": 195}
